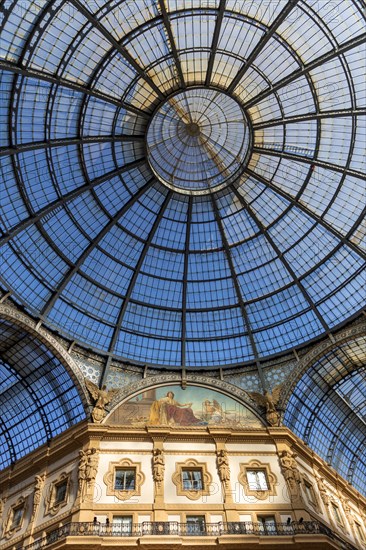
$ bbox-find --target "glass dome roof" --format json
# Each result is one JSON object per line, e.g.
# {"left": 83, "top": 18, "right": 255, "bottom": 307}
{"left": 0, "top": 0, "right": 365, "bottom": 369}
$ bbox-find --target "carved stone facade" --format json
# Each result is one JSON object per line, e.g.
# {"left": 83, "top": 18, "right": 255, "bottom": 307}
{"left": 1, "top": 416, "right": 365, "bottom": 550}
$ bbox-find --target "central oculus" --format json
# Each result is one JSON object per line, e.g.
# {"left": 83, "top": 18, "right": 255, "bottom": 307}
{"left": 146, "top": 88, "right": 251, "bottom": 195}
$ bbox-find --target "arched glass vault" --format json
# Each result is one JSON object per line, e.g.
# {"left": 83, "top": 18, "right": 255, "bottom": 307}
{"left": 0, "top": 319, "right": 86, "bottom": 470}
{"left": 0, "top": 0, "right": 365, "bottom": 372}
{"left": 285, "top": 336, "right": 366, "bottom": 496}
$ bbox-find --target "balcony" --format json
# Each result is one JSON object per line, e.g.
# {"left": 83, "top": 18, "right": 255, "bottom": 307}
{"left": 22, "top": 520, "right": 358, "bottom": 550}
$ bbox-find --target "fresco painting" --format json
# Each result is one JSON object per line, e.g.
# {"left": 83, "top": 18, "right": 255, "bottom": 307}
{"left": 109, "top": 385, "right": 262, "bottom": 427}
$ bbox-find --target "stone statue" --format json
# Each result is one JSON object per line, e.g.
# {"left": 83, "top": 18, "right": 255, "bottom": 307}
{"left": 86, "top": 448, "right": 99, "bottom": 483}
{"left": 152, "top": 449, "right": 165, "bottom": 485}
{"left": 78, "top": 448, "right": 99, "bottom": 500}
{"left": 280, "top": 450, "right": 301, "bottom": 490}
{"left": 31, "top": 475, "right": 45, "bottom": 521}
{"left": 316, "top": 476, "right": 330, "bottom": 506}
{"left": 217, "top": 450, "right": 230, "bottom": 483}
{"left": 85, "top": 379, "right": 119, "bottom": 423}
{"left": 77, "top": 450, "right": 88, "bottom": 500}
{"left": 247, "top": 385, "right": 282, "bottom": 426}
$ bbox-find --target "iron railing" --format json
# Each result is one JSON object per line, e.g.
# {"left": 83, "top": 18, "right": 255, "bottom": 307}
{"left": 22, "top": 520, "right": 358, "bottom": 549}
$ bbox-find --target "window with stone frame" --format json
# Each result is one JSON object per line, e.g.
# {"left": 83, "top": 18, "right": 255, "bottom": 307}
{"left": 45, "top": 473, "right": 71, "bottom": 516}
{"left": 3, "top": 497, "right": 27, "bottom": 539}
{"left": 172, "top": 459, "right": 212, "bottom": 500}
{"left": 331, "top": 502, "right": 344, "bottom": 525}
{"left": 355, "top": 521, "right": 365, "bottom": 544}
{"left": 103, "top": 458, "right": 145, "bottom": 501}
{"left": 11, "top": 504, "right": 25, "bottom": 529}
{"left": 238, "top": 460, "right": 277, "bottom": 501}
{"left": 304, "top": 480, "right": 318, "bottom": 508}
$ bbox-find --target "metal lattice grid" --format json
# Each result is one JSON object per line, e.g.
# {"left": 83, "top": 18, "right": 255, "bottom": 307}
{"left": 0, "top": 0, "right": 364, "bottom": 376}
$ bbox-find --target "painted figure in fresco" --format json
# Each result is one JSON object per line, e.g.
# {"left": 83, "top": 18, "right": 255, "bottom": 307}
{"left": 203, "top": 399, "right": 224, "bottom": 423}
{"left": 149, "top": 391, "right": 203, "bottom": 426}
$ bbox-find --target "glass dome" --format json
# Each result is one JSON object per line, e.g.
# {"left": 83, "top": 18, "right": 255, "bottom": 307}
{"left": 0, "top": 0, "right": 365, "bottom": 369}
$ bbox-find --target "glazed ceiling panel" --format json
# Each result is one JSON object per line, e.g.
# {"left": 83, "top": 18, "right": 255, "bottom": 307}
{"left": 284, "top": 337, "right": 366, "bottom": 496}
{"left": 0, "top": 319, "right": 86, "bottom": 469}
{"left": 0, "top": 0, "right": 365, "bottom": 369}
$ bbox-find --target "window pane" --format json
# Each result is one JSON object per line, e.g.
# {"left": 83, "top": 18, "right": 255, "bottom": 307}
{"left": 258, "top": 516, "right": 276, "bottom": 533}
{"left": 12, "top": 507, "right": 24, "bottom": 528}
{"left": 55, "top": 482, "right": 67, "bottom": 503}
{"left": 182, "top": 469, "right": 203, "bottom": 490}
{"left": 247, "top": 470, "right": 268, "bottom": 490}
{"left": 332, "top": 504, "right": 342, "bottom": 524}
{"left": 112, "top": 516, "right": 132, "bottom": 534}
{"left": 186, "top": 516, "right": 206, "bottom": 534}
{"left": 115, "top": 469, "right": 135, "bottom": 490}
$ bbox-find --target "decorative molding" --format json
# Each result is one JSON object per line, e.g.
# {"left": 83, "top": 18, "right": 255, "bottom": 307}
{"left": 279, "top": 449, "right": 302, "bottom": 494}
{"left": 217, "top": 449, "right": 230, "bottom": 483}
{"left": 45, "top": 472, "right": 72, "bottom": 516}
{"left": 103, "top": 458, "right": 145, "bottom": 501}
{"left": 238, "top": 460, "right": 278, "bottom": 501}
{"left": 152, "top": 448, "right": 165, "bottom": 486}
{"left": 172, "top": 459, "right": 212, "bottom": 501}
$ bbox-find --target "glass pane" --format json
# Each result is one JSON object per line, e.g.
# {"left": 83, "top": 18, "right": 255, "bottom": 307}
{"left": 12, "top": 507, "right": 24, "bottom": 528}
{"left": 186, "top": 516, "right": 206, "bottom": 534}
{"left": 258, "top": 516, "right": 276, "bottom": 533}
{"left": 112, "top": 516, "right": 132, "bottom": 534}
{"left": 55, "top": 482, "right": 67, "bottom": 503}
{"left": 115, "top": 469, "right": 135, "bottom": 490}
{"left": 182, "top": 469, "right": 203, "bottom": 490}
{"left": 247, "top": 470, "right": 268, "bottom": 490}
